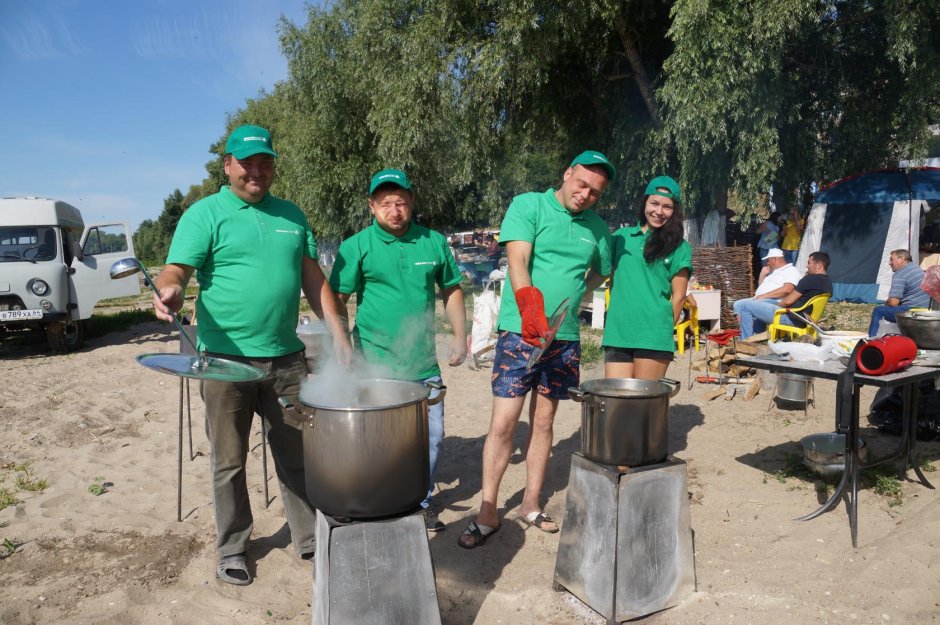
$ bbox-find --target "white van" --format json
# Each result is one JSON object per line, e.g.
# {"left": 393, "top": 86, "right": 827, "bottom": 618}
{"left": 0, "top": 197, "right": 141, "bottom": 351}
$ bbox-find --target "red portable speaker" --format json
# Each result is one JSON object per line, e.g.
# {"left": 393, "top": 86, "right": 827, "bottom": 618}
{"left": 854, "top": 335, "right": 917, "bottom": 376}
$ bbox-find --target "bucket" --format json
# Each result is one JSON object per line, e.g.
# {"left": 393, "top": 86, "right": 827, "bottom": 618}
{"left": 775, "top": 373, "right": 813, "bottom": 404}
{"left": 296, "top": 316, "right": 332, "bottom": 374}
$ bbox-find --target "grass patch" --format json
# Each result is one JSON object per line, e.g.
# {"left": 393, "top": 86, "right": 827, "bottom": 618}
{"left": 87, "top": 476, "right": 109, "bottom": 496}
{"left": 85, "top": 309, "right": 155, "bottom": 339}
{"left": 581, "top": 339, "right": 603, "bottom": 364}
{"left": 0, "top": 538, "right": 16, "bottom": 559}
{"left": 0, "top": 489, "right": 17, "bottom": 511}
{"left": 12, "top": 463, "right": 47, "bottom": 493}
{"left": 862, "top": 465, "right": 903, "bottom": 507}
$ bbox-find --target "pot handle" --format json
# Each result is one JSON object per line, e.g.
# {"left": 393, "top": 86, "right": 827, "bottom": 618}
{"left": 568, "top": 387, "right": 588, "bottom": 402}
{"left": 277, "top": 396, "right": 307, "bottom": 430}
{"left": 659, "top": 377, "right": 681, "bottom": 398}
{"left": 426, "top": 380, "right": 448, "bottom": 405}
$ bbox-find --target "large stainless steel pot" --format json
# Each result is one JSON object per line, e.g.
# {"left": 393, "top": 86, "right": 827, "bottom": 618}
{"left": 896, "top": 310, "right": 940, "bottom": 349}
{"left": 569, "top": 378, "right": 680, "bottom": 467}
{"left": 281, "top": 378, "right": 445, "bottom": 518}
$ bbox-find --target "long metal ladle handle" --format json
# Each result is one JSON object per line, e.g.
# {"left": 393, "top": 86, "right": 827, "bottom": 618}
{"left": 136, "top": 261, "right": 201, "bottom": 356}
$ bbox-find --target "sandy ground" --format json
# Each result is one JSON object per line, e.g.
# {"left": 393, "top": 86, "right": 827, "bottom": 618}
{"left": 2, "top": 319, "right": 940, "bottom": 625}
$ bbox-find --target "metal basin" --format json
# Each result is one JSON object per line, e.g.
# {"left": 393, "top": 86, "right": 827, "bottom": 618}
{"left": 896, "top": 310, "right": 940, "bottom": 349}
{"left": 569, "top": 378, "right": 680, "bottom": 467}
{"left": 286, "top": 378, "right": 445, "bottom": 518}
{"left": 801, "top": 432, "right": 869, "bottom": 477}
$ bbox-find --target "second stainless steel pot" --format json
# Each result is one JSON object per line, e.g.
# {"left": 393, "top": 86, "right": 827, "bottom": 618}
{"left": 569, "top": 378, "right": 680, "bottom": 467}
{"left": 284, "top": 378, "right": 445, "bottom": 518}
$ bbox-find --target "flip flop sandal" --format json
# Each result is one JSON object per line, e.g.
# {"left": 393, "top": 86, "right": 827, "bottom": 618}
{"left": 520, "top": 511, "right": 559, "bottom": 534}
{"left": 217, "top": 554, "right": 252, "bottom": 586}
{"left": 457, "top": 521, "right": 499, "bottom": 549}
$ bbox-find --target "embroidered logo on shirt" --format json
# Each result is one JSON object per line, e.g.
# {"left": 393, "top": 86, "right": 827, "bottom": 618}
{"left": 275, "top": 229, "right": 302, "bottom": 235}
{"left": 579, "top": 237, "right": 597, "bottom": 247}
{"left": 414, "top": 261, "right": 438, "bottom": 266}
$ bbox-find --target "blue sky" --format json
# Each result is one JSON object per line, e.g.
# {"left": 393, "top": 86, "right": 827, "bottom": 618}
{"left": 0, "top": 0, "right": 313, "bottom": 232}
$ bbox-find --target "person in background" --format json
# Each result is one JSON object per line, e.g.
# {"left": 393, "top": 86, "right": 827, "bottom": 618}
{"left": 329, "top": 168, "right": 467, "bottom": 532}
{"left": 781, "top": 207, "right": 804, "bottom": 265}
{"left": 602, "top": 175, "right": 692, "bottom": 380}
{"left": 458, "top": 150, "right": 614, "bottom": 549}
{"left": 151, "top": 124, "right": 352, "bottom": 586}
{"left": 756, "top": 212, "right": 782, "bottom": 266}
{"left": 868, "top": 249, "right": 931, "bottom": 336}
{"left": 734, "top": 251, "right": 832, "bottom": 338}
{"left": 732, "top": 248, "right": 802, "bottom": 339}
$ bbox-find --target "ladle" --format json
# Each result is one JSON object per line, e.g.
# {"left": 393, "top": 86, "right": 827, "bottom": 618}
{"left": 110, "top": 257, "right": 199, "bottom": 354}
{"left": 110, "top": 257, "right": 264, "bottom": 381}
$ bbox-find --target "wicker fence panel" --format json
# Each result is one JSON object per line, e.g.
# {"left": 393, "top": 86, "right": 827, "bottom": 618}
{"left": 692, "top": 245, "right": 754, "bottom": 329}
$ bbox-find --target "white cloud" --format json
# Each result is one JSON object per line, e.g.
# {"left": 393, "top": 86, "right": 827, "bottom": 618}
{"left": 0, "top": 12, "right": 82, "bottom": 59}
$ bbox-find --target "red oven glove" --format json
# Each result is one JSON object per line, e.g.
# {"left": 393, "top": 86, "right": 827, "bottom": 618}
{"left": 515, "top": 286, "right": 550, "bottom": 347}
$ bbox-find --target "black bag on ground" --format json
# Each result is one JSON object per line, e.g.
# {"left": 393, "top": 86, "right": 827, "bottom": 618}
{"left": 868, "top": 381, "right": 940, "bottom": 441}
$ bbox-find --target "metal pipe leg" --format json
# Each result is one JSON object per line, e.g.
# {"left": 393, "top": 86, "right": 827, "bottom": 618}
{"left": 261, "top": 426, "right": 270, "bottom": 508}
{"left": 177, "top": 377, "right": 184, "bottom": 523}
{"left": 185, "top": 379, "right": 194, "bottom": 461}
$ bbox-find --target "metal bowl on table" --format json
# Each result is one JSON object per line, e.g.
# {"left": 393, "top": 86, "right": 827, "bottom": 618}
{"left": 896, "top": 310, "right": 940, "bottom": 349}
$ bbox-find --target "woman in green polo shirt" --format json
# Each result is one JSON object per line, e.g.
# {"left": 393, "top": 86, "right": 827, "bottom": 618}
{"left": 602, "top": 176, "right": 692, "bottom": 380}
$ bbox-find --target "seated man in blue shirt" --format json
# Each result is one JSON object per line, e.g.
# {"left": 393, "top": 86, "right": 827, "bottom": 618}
{"left": 868, "top": 249, "right": 931, "bottom": 336}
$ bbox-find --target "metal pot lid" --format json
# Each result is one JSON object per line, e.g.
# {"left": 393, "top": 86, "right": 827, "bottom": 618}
{"left": 577, "top": 377, "right": 675, "bottom": 398}
{"left": 136, "top": 353, "right": 266, "bottom": 382}
{"left": 526, "top": 297, "right": 570, "bottom": 371}
{"left": 298, "top": 377, "right": 432, "bottom": 411}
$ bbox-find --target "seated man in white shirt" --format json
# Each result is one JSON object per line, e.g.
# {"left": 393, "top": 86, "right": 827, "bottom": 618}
{"left": 733, "top": 248, "right": 802, "bottom": 338}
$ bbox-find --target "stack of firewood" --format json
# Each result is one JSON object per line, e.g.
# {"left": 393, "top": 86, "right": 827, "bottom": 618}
{"left": 692, "top": 340, "right": 760, "bottom": 381}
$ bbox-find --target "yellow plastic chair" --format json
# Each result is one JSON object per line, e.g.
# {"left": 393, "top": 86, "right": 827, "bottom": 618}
{"left": 768, "top": 294, "right": 831, "bottom": 341}
{"left": 675, "top": 301, "right": 700, "bottom": 354}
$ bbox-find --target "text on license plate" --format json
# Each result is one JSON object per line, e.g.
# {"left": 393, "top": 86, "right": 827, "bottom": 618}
{"left": 0, "top": 309, "right": 44, "bottom": 321}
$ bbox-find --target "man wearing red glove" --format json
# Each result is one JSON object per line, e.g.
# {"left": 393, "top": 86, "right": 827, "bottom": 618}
{"left": 459, "top": 151, "right": 614, "bottom": 549}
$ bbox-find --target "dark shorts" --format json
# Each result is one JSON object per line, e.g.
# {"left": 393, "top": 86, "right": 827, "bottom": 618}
{"left": 491, "top": 331, "right": 580, "bottom": 399}
{"left": 604, "top": 346, "right": 674, "bottom": 363}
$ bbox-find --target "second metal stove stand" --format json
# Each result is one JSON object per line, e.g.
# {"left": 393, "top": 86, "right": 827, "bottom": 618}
{"left": 553, "top": 453, "right": 695, "bottom": 623}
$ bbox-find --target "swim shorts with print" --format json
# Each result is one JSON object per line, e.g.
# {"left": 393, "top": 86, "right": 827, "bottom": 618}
{"left": 491, "top": 331, "right": 580, "bottom": 399}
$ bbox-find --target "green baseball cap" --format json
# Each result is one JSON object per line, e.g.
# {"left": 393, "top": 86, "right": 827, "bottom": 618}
{"left": 644, "top": 175, "right": 681, "bottom": 202}
{"left": 224, "top": 125, "right": 278, "bottom": 159}
{"left": 369, "top": 169, "right": 412, "bottom": 195}
{"left": 569, "top": 150, "right": 616, "bottom": 181}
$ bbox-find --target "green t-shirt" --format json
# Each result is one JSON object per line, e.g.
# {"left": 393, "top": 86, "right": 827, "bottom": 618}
{"left": 165, "top": 185, "right": 318, "bottom": 357}
{"left": 496, "top": 189, "right": 612, "bottom": 341}
{"left": 329, "top": 221, "right": 462, "bottom": 381}
{"left": 602, "top": 225, "right": 693, "bottom": 352}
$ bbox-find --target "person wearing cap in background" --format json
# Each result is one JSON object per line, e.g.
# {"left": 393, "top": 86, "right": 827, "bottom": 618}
{"left": 329, "top": 168, "right": 467, "bottom": 532}
{"left": 458, "top": 151, "right": 613, "bottom": 549}
{"left": 732, "top": 247, "right": 803, "bottom": 339}
{"left": 151, "top": 124, "right": 352, "bottom": 586}
{"left": 602, "top": 175, "right": 692, "bottom": 379}
{"left": 867, "top": 249, "right": 931, "bottom": 336}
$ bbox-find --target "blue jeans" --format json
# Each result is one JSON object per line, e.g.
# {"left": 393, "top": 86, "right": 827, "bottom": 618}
{"left": 868, "top": 305, "right": 910, "bottom": 336}
{"left": 783, "top": 249, "right": 799, "bottom": 264}
{"left": 422, "top": 375, "right": 444, "bottom": 508}
{"left": 733, "top": 297, "right": 793, "bottom": 339}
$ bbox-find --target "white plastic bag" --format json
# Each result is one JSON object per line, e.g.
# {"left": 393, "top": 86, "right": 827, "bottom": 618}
{"left": 469, "top": 283, "right": 501, "bottom": 361}
{"left": 767, "top": 339, "right": 841, "bottom": 362}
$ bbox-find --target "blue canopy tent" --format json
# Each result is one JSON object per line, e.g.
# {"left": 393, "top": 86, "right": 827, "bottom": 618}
{"left": 796, "top": 168, "right": 940, "bottom": 302}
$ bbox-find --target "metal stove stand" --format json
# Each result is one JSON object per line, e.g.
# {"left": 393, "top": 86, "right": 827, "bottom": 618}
{"left": 312, "top": 509, "right": 441, "bottom": 625}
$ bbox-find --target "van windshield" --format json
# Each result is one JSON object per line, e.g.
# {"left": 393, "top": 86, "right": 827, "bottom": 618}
{"left": 0, "top": 227, "right": 58, "bottom": 263}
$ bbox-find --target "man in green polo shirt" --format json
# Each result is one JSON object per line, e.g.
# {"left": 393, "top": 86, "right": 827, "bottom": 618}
{"left": 329, "top": 168, "right": 467, "bottom": 532}
{"left": 151, "top": 124, "right": 351, "bottom": 586}
{"left": 458, "top": 151, "right": 614, "bottom": 549}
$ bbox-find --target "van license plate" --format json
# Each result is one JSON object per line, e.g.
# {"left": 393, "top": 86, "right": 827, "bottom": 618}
{"left": 0, "top": 309, "right": 43, "bottom": 321}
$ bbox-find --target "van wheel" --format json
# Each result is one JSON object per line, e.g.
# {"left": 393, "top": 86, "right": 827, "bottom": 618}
{"left": 46, "top": 319, "right": 84, "bottom": 353}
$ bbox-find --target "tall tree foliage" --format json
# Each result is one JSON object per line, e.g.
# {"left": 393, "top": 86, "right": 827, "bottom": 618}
{"left": 660, "top": 0, "right": 940, "bottom": 215}
{"left": 148, "top": 0, "right": 939, "bottom": 243}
